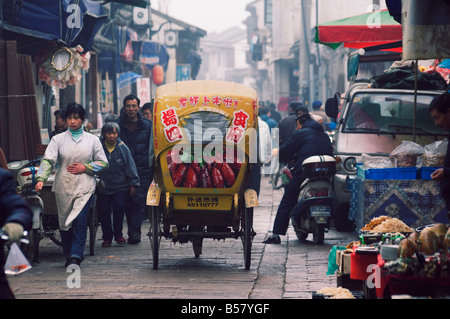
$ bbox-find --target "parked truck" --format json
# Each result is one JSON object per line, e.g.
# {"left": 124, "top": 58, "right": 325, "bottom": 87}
{"left": 325, "top": 81, "right": 447, "bottom": 231}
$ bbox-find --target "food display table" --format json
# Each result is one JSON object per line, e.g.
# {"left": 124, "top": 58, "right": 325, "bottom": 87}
{"left": 349, "top": 177, "right": 449, "bottom": 230}
{"left": 377, "top": 272, "right": 450, "bottom": 298}
{"left": 329, "top": 215, "right": 450, "bottom": 299}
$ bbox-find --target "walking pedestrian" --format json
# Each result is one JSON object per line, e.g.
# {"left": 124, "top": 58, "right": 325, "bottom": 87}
{"left": 141, "top": 102, "right": 153, "bottom": 121}
{"left": 97, "top": 122, "right": 140, "bottom": 247}
{"left": 118, "top": 94, "right": 154, "bottom": 244}
{"left": 268, "top": 102, "right": 281, "bottom": 124}
{"left": 50, "top": 109, "right": 67, "bottom": 140}
{"left": 429, "top": 92, "right": 450, "bottom": 220}
{"left": 259, "top": 107, "right": 277, "bottom": 132}
{"left": 34, "top": 102, "right": 108, "bottom": 266}
{"left": 310, "top": 100, "right": 330, "bottom": 131}
{"left": 278, "top": 101, "right": 303, "bottom": 146}
{"left": 0, "top": 167, "right": 32, "bottom": 299}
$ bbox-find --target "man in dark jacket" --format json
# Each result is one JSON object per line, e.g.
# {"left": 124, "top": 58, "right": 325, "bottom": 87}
{"left": 429, "top": 92, "right": 450, "bottom": 220}
{"left": 264, "top": 114, "right": 334, "bottom": 244}
{"left": 278, "top": 101, "right": 303, "bottom": 146}
{"left": 118, "top": 94, "right": 154, "bottom": 244}
{"left": 0, "top": 168, "right": 33, "bottom": 298}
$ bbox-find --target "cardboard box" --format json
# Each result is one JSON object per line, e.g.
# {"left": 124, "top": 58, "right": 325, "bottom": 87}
{"left": 336, "top": 249, "right": 352, "bottom": 274}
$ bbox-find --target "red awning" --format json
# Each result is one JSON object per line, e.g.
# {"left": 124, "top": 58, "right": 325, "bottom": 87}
{"left": 315, "top": 9, "right": 402, "bottom": 52}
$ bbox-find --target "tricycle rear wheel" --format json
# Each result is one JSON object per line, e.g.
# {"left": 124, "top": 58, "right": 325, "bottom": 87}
{"left": 192, "top": 238, "right": 203, "bottom": 258}
{"left": 149, "top": 205, "right": 161, "bottom": 269}
{"left": 242, "top": 207, "right": 253, "bottom": 270}
{"left": 88, "top": 206, "right": 98, "bottom": 256}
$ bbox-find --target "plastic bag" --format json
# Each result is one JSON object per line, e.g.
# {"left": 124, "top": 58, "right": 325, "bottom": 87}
{"left": 4, "top": 243, "right": 32, "bottom": 275}
{"left": 281, "top": 165, "right": 292, "bottom": 184}
{"left": 358, "top": 154, "right": 393, "bottom": 169}
{"left": 327, "top": 246, "right": 347, "bottom": 275}
{"left": 390, "top": 141, "right": 424, "bottom": 167}
{"left": 423, "top": 139, "right": 448, "bottom": 167}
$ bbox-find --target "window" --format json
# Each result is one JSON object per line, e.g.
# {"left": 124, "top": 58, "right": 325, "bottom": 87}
{"left": 344, "top": 92, "right": 448, "bottom": 136}
{"left": 265, "top": 0, "right": 272, "bottom": 26}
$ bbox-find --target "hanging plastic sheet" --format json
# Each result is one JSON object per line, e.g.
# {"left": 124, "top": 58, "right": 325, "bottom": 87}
{"left": 0, "top": 0, "right": 107, "bottom": 52}
{"left": 139, "top": 41, "right": 169, "bottom": 70}
{"left": 97, "top": 24, "right": 140, "bottom": 74}
{"left": 117, "top": 72, "right": 142, "bottom": 90}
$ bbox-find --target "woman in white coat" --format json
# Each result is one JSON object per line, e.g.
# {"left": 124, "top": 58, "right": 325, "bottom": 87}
{"left": 35, "top": 103, "right": 108, "bottom": 267}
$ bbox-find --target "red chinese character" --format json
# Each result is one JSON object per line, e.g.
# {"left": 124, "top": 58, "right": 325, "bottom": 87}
{"left": 178, "top": 97, "right": 188, "bottom": 108}
{"left": 203, "top": 96, "right": 210, "bottom": 105}
{"left": 189, "top": 96, "right": 199, "bottom": 107}
{"left": 226, "top": 126, "right": 245, "bottom": 144}
{"left": 161, "top": 108, "right": 178, "bottom": 127}
{"left": 212, "top": 96, "right": 222, "bottom": 106}
{"left": 232, "top": 110, "right": 249, "bottom": 128}
{"left": 223, "top": 97, "right": 234, "bottom": 108}
{"left": 164, "top": 125, "right": 183, "bottom": 142}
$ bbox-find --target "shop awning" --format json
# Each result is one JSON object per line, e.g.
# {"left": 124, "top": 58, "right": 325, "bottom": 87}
{"left": 314, "top": 9, "right": 402, "bottom": 52}
{"left": 0, "top": 0, "right": 108, "bottom": 53}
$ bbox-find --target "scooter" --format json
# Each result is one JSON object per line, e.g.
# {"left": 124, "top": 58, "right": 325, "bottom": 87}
{"left": 290, "top": 155, "right": 336, "bottom": 244}
{"left": 7, "top": 159, "right": 45, "bottom": 262}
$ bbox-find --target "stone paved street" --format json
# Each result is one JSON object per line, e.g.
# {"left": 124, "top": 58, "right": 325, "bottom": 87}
{"left": 7, "top": 176, "right": 358, "bottom": 300}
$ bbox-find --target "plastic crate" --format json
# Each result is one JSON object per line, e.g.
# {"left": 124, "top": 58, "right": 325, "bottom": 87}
{"left": 357, "top": 166, "right": 417, "bottom": 180}
{"left": 419, "top": 166, "right": 442, "bottom": 180}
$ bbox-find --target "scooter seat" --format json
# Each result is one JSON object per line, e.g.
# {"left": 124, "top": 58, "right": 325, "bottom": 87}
{"left": 302, "top": 155, "right": 335, "bottom": 165}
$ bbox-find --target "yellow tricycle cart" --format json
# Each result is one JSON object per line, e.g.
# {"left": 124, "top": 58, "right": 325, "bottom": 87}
{"left": 147, "top": 80, "right": 259, "bottom": 270}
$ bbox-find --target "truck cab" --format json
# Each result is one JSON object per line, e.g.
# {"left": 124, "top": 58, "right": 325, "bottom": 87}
{"left": 325, "top": 82, "right": 447, "bottom": 231}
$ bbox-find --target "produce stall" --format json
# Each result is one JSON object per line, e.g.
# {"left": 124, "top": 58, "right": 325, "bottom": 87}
{"left": 328, "top": 217, "right": 450, "bottom": 299}
{"left": 349, "top": 140, "right": 449, "bottom": 230}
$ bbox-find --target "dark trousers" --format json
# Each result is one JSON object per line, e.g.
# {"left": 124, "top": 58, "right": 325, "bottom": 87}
{"left": 125, "top": 195, "right": 147, "bottom": 240}
{"left": 272, "top": 171, "right": 305, "bottom": 235}
{"left": 60, "top": 195, "right": 93, "bottom": 260}
{"left": 246, "top": 165, "right": 261, "bottom": 196}
{"left": 98, "top": 191, "right": 128, "bottom": 241}
{"left": 125, "top": 172, "right": 152, "bottom": 240}
{"left": 0, "top": 249, "right": 14, "bottom": 299}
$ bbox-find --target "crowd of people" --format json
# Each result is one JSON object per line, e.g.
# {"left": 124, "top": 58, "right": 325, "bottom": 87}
{"left": 2, "top": 91, "right": 450, "bottom": 286}
{"left": 2, "top": 97, "right": 332, "bottom": 271}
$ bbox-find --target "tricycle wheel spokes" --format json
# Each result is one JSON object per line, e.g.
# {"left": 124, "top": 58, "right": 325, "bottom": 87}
{"left": 149, "top": 206, "right": 161, "bottom": 269}
{"left": 48, "top": 230, "right": 62, "bottom": 246}
{"left": 21, "top": 228, "right": 40, "bottom": 263}
{"left": 242, "top": 207, "right": 254, "bottom": 270}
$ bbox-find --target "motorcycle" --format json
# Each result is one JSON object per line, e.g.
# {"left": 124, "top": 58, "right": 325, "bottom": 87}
{"left": 7, "top": 159, "right": 61, "bottom": 262}
{"left": 290, "top": 155, "right": 336, "bottom": 244}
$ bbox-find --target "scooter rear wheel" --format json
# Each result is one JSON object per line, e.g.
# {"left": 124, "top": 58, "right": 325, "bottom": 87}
{"left": 295, "top": 229, "right": 308, "bottom": 241}
{"left": 313, "top": 223, "right": 325, "bottom": 244}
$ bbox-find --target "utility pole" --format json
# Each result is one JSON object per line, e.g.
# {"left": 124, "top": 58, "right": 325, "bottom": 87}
{"left": 300, "top": 0, "right": 312, "bottom": 108}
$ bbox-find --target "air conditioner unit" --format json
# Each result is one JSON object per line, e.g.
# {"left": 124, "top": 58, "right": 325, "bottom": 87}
{"left": 164, "top": 30, "right": 178, "bottom": 47}
{"left": 133, "top": 7, "right": 148, "bottom": 25}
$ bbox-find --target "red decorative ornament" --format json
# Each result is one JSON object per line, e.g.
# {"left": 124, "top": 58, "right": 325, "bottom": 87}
{"left": 152, "top": 65, "right": 164, "bottom": 85}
